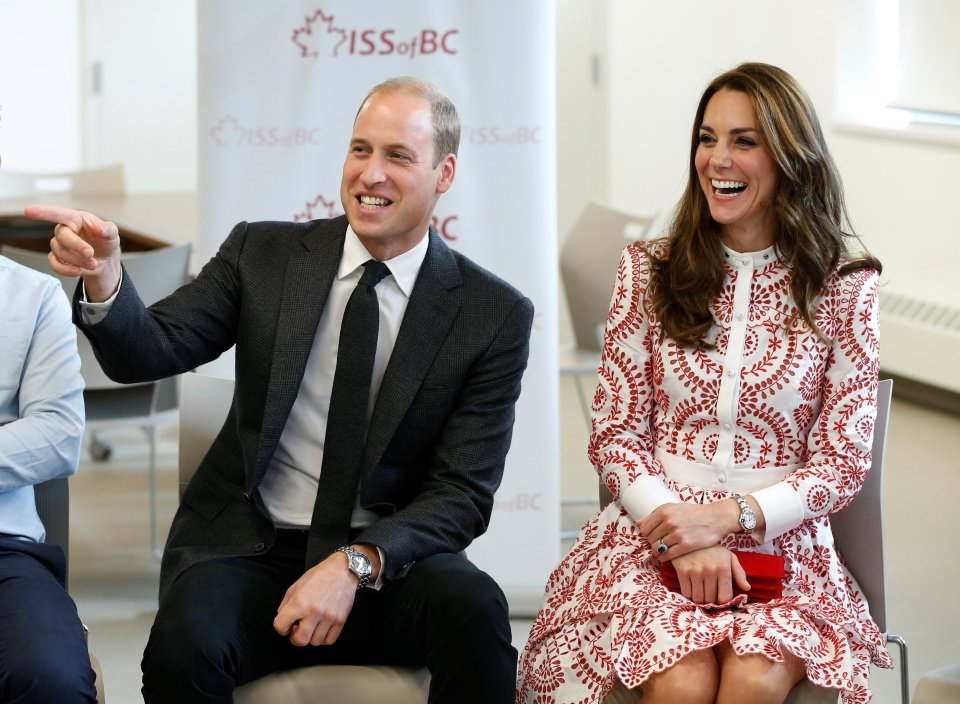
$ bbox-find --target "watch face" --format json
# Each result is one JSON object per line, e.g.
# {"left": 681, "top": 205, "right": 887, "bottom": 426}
{"left": 349, "top": 552, "right": 372, "bottom": 576}
{"left": 741, "top": 511, "right": 757, "bottom": 531}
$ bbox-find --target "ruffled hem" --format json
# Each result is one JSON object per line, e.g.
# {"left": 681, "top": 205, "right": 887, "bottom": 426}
{"left": 517, "top": 502, "right": 892, "bottom": 704}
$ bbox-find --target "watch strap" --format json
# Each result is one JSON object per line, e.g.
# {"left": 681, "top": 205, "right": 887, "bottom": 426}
{"left": 336, "top": 545, "right": 371, "bottom": 590}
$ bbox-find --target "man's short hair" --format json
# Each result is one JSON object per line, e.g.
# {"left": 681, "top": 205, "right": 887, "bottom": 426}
{"left": 359, "top": 77, "right": 460, "bottom": 168}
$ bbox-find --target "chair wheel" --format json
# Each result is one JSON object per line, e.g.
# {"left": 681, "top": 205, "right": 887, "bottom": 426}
{"left": 90, "top": 438, "right": 112, "bottom": 461}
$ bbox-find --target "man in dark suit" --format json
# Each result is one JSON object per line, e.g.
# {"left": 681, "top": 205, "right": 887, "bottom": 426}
{"left": 27, "top": 77, "right": 533, "bottom": 703}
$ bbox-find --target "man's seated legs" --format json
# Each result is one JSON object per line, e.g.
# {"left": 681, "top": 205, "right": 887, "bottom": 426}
{"left": 143, "top": 533, "right": 516, "bottom": 704}
{"left": 0, "top": 540, "right": 98, "bottom": 704}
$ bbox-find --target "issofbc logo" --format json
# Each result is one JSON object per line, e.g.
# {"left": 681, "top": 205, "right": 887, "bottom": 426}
{"left": 291, "top": 8, "right": 458, "bottom": 59}
{"left": 209, "top": 115, "right": 326, "bottom": 147}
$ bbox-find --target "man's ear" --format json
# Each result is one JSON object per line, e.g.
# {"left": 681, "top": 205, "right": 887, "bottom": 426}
{"left": 435, "top": 154, "right": 457, "bottom": 195}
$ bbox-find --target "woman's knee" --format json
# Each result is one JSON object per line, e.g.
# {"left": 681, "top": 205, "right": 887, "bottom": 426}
{"left": 639, "top": 648, "right": 719, "bottom": 704}
{"left": 716, "top": 646, "right": 805, "bottom": 704}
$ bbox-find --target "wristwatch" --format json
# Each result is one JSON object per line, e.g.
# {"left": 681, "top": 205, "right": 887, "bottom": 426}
{"left": 734, "top": 495, "right": 758, "bottom": 532}
{"left": 336, "top": 545, "right": 373, "bottom": 590}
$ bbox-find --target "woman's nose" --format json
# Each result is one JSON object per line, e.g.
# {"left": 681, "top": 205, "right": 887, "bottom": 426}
{"left": 710, "top": 143, "right": 732, "bottom": 169}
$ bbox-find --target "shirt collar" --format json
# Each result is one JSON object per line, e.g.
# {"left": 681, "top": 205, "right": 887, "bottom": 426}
{"left": 338, "top": 226, "right": 429, "bottom": 298}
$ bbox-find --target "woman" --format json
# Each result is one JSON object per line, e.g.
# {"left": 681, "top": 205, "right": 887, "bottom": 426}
{"left": 518, "top": 63, "right": 891, "bottom": 703}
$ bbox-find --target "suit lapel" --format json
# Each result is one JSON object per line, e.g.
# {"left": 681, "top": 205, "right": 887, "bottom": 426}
{"left": 252, "top": 219, "right": 346, "bottom": 489}
{"left": 362, "top": 231, "right": 462, "bottom": 475}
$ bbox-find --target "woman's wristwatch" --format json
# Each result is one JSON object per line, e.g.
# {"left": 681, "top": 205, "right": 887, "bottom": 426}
{"left": 733, "top": 495, "right": 758, "bottom": 532}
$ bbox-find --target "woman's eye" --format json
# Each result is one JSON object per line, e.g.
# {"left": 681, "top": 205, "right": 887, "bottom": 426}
{"left": 698, "top": 133, "right": 714, "bottom": 144}
{"left": 737, "top": 137, "right": 757, "bottom": 147}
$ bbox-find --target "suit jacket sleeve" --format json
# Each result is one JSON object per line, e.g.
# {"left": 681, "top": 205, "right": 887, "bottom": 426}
{"left": 72, "top": 222, "right": 248, "bottom": 381}
{"left": 358, "top": 293, "right": 534, "bottom": 580}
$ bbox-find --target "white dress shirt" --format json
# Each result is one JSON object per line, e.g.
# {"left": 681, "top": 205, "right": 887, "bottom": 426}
{"left": 258, "top": 227, "right": 427, "bottom": 528}
{"left": 1, "top": 257, "right": 85, "bottom": 542}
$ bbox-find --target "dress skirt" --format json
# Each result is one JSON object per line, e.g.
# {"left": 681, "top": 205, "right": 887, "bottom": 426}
{"left": 516, "top": 472, "right": 893, "bottom": 704}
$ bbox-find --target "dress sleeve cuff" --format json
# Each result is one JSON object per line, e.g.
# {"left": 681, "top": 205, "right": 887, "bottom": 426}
{"left": 751, "top": 482, "right": 804, "bottom": 543}
{"left": 620, "top": 476, "right": 681, "bottom": 522}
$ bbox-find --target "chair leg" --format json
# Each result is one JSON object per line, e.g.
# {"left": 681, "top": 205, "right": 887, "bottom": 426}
{"left": 887, "top": 634, "right": 909, "bottom": 704}
{"left": 146, "top": 425, "right": 161, "bottom": 559}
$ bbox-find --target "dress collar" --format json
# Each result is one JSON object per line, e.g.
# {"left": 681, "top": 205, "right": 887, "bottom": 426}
{"left": 721, "top": 242, "right": 781, "bottom": 269}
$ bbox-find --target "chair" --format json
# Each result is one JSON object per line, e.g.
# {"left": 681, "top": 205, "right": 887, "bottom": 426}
{"left": 3, "top": 243, "right": 192, "bottom": 557}
{"left": 560, "top": 199, "right": 656, "bottom": 425}
{"left": 34, "top": 478, "right": 107, "bottom": 703}
{"left": 601, "top": 379, "right": 904, "bottom": 703}
{"left": 178, "top": 372, "right": 431, "bottom": 704}
{"left": 0, "top": 164, "right": 125, "bottom": 198}
{"left": 559, "top": 200, "right": 655, "bottom": 537}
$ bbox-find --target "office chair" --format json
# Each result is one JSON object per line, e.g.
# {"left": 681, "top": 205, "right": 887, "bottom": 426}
{"left": 34, "top": 478, "right": 107, "bottom": 703}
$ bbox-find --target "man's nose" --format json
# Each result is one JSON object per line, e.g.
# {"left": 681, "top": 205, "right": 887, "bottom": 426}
{"left": 361, "top": 154, "right": 387, "bottom": 185}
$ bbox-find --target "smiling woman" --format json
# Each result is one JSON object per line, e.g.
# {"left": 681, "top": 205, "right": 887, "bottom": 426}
{"left": 517, "top": 63, "right": 890, "bottom": 704}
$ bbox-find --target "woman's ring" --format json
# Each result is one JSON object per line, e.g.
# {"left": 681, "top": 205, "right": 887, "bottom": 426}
{"left": 657, "top": 538, "right": 668, "bottom": 555}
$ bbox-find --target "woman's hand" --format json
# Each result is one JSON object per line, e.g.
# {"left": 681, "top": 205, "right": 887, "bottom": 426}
{"left": 638, "top": 500, "right": 742, "bottom": 561}
{"left": 669, "top": 545, "right": 750, "bottom": 604}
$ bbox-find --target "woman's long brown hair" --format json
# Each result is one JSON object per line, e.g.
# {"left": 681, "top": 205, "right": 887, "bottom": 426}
{"left": 649, "top": 62, "right": 881, "bottom": 347}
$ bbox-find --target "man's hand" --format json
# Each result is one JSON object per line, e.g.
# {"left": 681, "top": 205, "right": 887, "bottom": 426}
{"left": 273, "top": 552, "right": 360, "bottom": 647}
{"left": 638, "top": 499, "right": 744, "bottom": 562}
{"left": 670, "top": 545, "right": 751, "bottom": 604}
{"left": 23, "top": 204, "right": 122, "bottom": 302}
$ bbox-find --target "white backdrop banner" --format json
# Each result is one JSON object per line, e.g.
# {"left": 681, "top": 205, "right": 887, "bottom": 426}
{"left": 197, "top": 0, "right": 558, "bottom": 610}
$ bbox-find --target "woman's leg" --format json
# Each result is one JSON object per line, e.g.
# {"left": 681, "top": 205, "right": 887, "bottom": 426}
{"left": 609, "top": 647, "right": 718, "bottom": 704}
{"left": 714, "top": 639, "right": 807, "bottom": 704}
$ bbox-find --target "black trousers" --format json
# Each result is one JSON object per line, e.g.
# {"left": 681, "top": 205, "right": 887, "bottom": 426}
{"left": 142, "top": 530, "right": 517, "bottom": 703}
{"left": 0, "top": 538, "right": 98, "bottom": 704}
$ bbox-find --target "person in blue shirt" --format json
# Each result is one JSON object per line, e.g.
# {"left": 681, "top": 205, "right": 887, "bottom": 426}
{"left": 0, "top": 235, "right": 96, "bottom": 701}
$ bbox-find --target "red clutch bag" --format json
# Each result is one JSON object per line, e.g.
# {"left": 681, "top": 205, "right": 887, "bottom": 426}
{"left": 660, "top": 550, "right": 785, "bottom": 603}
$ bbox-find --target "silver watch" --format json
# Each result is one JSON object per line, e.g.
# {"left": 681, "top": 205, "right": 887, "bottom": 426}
{"left": 734, "top": 495, "right": 757, "bottom": 532}
{"left": 336, "top": 545, "right": 373, "bottom": 590}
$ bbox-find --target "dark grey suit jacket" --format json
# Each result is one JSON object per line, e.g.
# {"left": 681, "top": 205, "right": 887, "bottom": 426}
{"left": 75, "top": 216, "right": 534, "bottom": 602}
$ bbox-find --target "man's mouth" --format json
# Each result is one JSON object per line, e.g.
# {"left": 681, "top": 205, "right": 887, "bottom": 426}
{"left": 358, "top": 195, "right": 391, "bottom": 210}
{"left": 711, "top": 179, "right": 747, "bottom": 197}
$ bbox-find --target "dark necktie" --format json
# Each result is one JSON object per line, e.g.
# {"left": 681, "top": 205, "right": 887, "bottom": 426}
{"left": 306, "top": 259, "right": 391, "bottom": 566}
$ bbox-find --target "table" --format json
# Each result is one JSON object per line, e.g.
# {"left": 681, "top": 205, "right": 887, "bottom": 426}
{"left": 0, "top": 192, "right": 198, "bottom": 269}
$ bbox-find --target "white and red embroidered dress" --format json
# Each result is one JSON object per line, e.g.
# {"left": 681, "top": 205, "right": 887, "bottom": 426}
{"left": 518, "top": 241, "right": 892, "bottom": 703}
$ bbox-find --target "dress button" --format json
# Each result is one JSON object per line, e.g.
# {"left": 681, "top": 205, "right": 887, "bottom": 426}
{"left": 253, "top": 542, "right": 266, "bottom": 552}
{"left": 740, "top": 258, "right": 750, "bottom": 267}
{"left": 726, "top": 370, "right": 735, "bottom": 379}
{"left": 736, "top": 313, "right": 745, "bottom": 321}
{"left": 718, "top": 475, "right": 728, "bottom": 484}
{"left": 723, "top": 423, "right": 732, "bottom": 431}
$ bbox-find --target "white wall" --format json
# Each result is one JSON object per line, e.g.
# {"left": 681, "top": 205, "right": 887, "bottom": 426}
{"left": 600, "top": 0, "right": 959, "bottom": 308}
{"left": 0, "top": 0, "right": 81, "bottom": 171}
{"left": 82, "top": 0, "right": 197, "bottom": 192}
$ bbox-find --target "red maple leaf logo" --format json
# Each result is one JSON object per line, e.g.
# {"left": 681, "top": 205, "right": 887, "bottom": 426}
{"left": 291, "top": 9, "right": 347, "bottom": 58}
{"left": 293, "top": 193, "right": 341, "bottom": 222}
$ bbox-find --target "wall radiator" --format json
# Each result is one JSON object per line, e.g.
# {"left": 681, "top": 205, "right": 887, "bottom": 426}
{"left": 879, "top": 291, "right": 960, "bottom": 394}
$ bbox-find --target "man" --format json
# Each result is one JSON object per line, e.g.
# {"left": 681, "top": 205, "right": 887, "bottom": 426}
{"left": 0, "top": 251, "right": 94, "bottom": 700}
{"left": 27, "top": 77, "right": 533, "bottom": 703}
